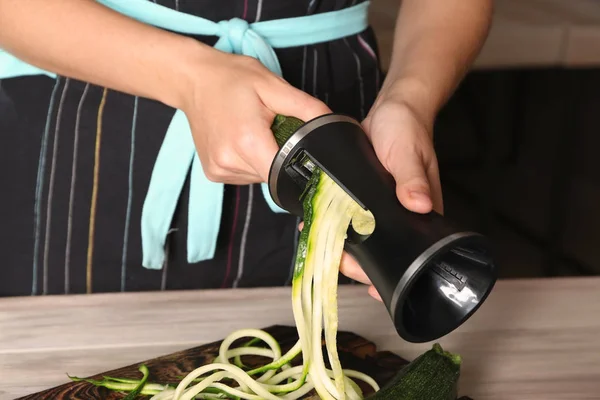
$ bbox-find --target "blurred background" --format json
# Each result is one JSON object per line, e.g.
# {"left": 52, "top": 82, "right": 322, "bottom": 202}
{"left": 371, "top": 0, "right": 600, "bottom": 279}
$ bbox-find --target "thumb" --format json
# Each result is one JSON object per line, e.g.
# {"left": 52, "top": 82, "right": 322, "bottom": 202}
{"left": 263, "top": 83, "right": 332, "bottom": 123}
{"left": 390, "top": 151, "right": 433, "bottom": 214}
{"left": 253, "top": 86, "right": 330, "bottom": 181}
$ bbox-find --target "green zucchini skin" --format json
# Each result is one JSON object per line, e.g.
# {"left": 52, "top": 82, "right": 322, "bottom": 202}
{"left": 122, "top": 364, "right": 150, "bottom": 400}
{"left": 270, "top": 114, "right": 318, "bottom": 283}
{"left": 271, "top": 114, "right": 305, "bottom": 147}
{"left": 368, "top": 344, "right": 461, "bottom": 400}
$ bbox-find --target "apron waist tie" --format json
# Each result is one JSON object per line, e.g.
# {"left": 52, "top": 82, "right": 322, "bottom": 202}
{"left": 0, "top": 0, "right": 371, "bottom": 269}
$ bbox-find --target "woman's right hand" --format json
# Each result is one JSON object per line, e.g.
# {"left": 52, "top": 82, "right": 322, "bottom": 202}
{"left": 178, "top": 47, "right": 331, "bottom": 185}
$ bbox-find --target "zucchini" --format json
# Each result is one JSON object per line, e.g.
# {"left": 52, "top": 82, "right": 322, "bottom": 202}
{"left": 369, "top": 343, "right": 461, "bottom": 400}
{"left": 66, "top": 115, "right": 464, "bottom": 400}
{"left": 270, "top": 114, "right": 305, "bottom": 147}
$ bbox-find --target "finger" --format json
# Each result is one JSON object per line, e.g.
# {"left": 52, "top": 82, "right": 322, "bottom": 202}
{"left": 368, "top": 285, "right": 383, "bottom": 302}
{"left": 339, "top": 252, "right": 372, "bottom": 286}
{"left": 206, "top": 169, "right": 261, "bottom": 185}
{"left": 203, "top": 147, "right": 262, "bottom": 184}
{"left": 389, "top": 148, "right": 433, "bottom": 214}
{"left": 251, "top": 127, "right": 280, "bottom": 182}
{"left": 224, "top": 174, "right": 264, "bottom": 185}
{"left": 261, "top": 82, "right": 332, "bottom": 123}
{"left": 235, "top": 110, "right": 281, "bottom": 182}
{"left": 252, "top": 84, "right": 330, "bottom": 180}
{"left": 299, "top": 215, "right": 377, "bottom": 297}
{"left": 287, "top": 91, "right": 332, "bottom": 123}
{"left": 200, "top": 129, "right": 263, "bottom": 181}
{"left": 298, "top": 223, "right": 372, "bottom": 284}
{"left": 427, "top": 158, "right": 444, "bottom": 215}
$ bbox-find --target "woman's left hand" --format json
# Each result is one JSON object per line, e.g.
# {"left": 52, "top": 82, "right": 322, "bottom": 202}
{"left": 338, "top": 87, "right": 444, "bottom": 301}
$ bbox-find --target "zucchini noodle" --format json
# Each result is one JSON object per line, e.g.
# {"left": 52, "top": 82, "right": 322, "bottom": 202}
{"left": 69, "top": 116, "right": 379, "bottom": 399}
{"left": 144, "top": 169, "right": 378, "bottom": 400}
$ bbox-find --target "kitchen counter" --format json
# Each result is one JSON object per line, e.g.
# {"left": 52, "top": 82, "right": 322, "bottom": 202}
{"left": 1, "top": 277, "right": 600, "bottom": 399}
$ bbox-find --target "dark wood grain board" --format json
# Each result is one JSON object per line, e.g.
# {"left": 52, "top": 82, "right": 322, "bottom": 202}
{"left": 17, "top": 325, "right": 473, "bottom": 400}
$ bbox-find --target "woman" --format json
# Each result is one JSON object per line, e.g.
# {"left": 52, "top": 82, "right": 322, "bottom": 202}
{"left": 0, "top": 0, "right": 492, "bottom": 297}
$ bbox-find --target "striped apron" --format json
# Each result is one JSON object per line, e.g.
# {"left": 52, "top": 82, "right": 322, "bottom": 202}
{"left": 0, "top": 0, "right": 383, "bottom": 296}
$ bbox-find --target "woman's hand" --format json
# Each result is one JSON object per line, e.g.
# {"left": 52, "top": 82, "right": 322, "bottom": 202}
{"left": 0, "top": 0, "right": 329, "bottom": 172}
{"left": 337, "top": 0, "right": 491, "bottom": 302}
{"left": 338, "top": 84, "right": 443, "bottom": 302}
{"left": 363, "top": 91, "right": 443, "bottom": 214}
{"left": 180, "top": 48, "right": 331, "bottom": 185}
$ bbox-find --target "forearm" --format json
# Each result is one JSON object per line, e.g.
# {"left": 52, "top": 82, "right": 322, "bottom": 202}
{"left": 0, "top": 0, "right": 206, "bottom": 109}
{"left": 382, "top": 0, "right": 493, "bottom": 122}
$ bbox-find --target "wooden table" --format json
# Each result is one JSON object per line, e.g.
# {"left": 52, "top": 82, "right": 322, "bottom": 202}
{"left": 1, "top": 277, "right": 600, "bottom": 399}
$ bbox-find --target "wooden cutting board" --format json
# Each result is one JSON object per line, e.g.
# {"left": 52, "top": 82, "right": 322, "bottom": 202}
{"left": 17, "top": 325, "right": 473, "bottom": 400}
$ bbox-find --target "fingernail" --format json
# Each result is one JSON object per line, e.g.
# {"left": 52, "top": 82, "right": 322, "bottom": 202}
{"left": 409, "top": 190, "right": 431, "bottom": 202}
{"left": 407, "top": 190, "right": 433, "bottom": 211}
{"left": 368, "top": 286, "right": 383, "bottom": 302}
